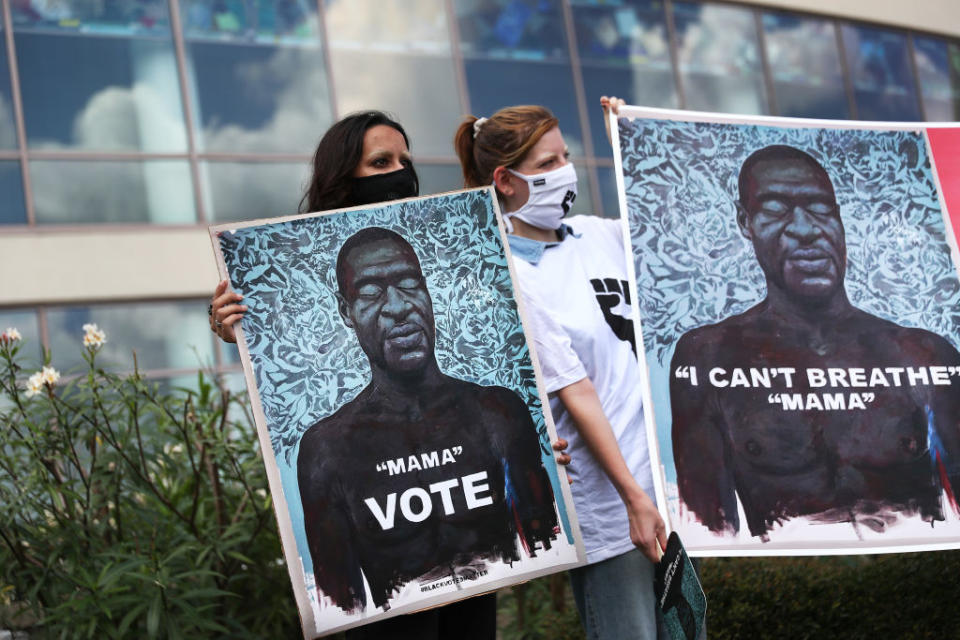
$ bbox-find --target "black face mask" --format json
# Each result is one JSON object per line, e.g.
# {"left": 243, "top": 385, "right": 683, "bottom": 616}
{"left": 349, "top": 166, "right": 419, "bottom": 206}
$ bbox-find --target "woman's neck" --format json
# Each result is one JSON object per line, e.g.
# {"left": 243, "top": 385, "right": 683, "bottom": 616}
{"left": 509, "top": 216, "right": 560, "bottom": 242}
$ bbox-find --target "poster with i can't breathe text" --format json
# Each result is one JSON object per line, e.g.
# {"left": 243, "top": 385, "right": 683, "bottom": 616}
{"left": 612, "top": 107, "right": 960, "bottom": 557}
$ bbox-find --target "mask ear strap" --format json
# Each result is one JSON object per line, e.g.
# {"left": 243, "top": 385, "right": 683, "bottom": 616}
{"left": 501, "top": 212, "right": 516, "bottom": 234}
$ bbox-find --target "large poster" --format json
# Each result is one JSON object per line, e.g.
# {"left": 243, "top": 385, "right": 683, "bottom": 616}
{"left": 210, "top": 188, "right": 583, "bottom": 637}
{"left": 612, "top": 107, "right": 960, "bottom": 555}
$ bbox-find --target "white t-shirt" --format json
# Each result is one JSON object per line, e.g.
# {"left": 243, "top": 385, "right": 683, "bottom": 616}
{"left": 509, "top": 214, "right": 655, "bottom": 563}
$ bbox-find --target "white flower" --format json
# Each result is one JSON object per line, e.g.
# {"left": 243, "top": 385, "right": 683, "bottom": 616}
{"left": 40, "top": 366, "right": 60, "bottom": 386}
{"left": 163, "top": 442, "right": 184, "bottom": 456}
{"left": 25, "top": 372, "right": 44, "bottom": 397}
{"left": 2, "top": 327, "right": 22, "bottom": 342}
{"left": 82, "top": 323, "right": 107, "bottom": 349}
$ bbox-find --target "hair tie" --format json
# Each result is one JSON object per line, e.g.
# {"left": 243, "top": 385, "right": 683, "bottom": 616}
{"left": 473, "top": 117, "right": 488, "bottom": 139}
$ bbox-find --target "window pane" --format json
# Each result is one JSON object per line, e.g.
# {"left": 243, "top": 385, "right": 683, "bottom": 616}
{"left": 324, "top": 0, "right": 458, "bottom": 156}
{"left": 219, "top": 370, "right": 248, "bottom": 394}
{"left": 31, "top": 160, "right": 195, "bottom": 225}
{"left": 456, "top": 0, "right": 567, "bottom": 60}
{"left": 0, "top": 309, "right": 41, "bottom": 364}
{"left": 325, "top": 0, "right": 451, "bottom": 53}
{"left": 570, "top": 162, "right": 595, "bottom": 218}
{"left": 10, "top": 1, "right": 170, "bottom": 35}
{"left": 841, "top": 23, "right": 922, "bottom": 121}
{"left": 0, "top": 162, "right": 26, "bottom": 225}
{"left": 203, "top": 162, "right": 308, "bottom": 221}
{"left": 0, "top": 29, "right": 17, "bottom": 149}
{"left": 914, "top": 36, "right": 960, "bottom": 121}
{"left": 183, "top": 2, "right": 334, "bottom": 153}
{"left": 221, "top": 342, "right": 242, "bottom": 366}
{"left": 13, "top": 2, "right": 186, "bottom": 152}
{"left": 186, "top": 42, "right": 333, "bottom": 153}
{"left": 762, "top": 12, "right": 849, "bottom": 119}
{"left": 417, "top": 163, "right": 465, "bottom": 196}
{"left": 331, "top": 52, "right": 462, "bottom": 158}
{"left": 182, "top": 0, "right": 320, "bottom": 42}
{"left": 672, "top": 1, "right": 768, "bottom": 115}
{"left": 46, "top": 301, "right": 214, "bottom": 374}
{"left": 464, "top": 59, "right": 585, "bottom": 155}
{"left": 572, "top": 0, "right": 676, "bottom": 155}
{"left": 596, "top": 165, "right": 621, "bottom": 219}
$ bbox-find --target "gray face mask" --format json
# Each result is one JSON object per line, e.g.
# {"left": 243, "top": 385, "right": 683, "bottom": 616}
{"left": 504, "top": 163, "right": 578, "bottom": 232}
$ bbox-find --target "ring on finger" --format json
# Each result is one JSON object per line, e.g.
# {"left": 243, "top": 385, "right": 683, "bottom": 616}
{"left": 215, "top": 320, "right": 223, "bottom": 329}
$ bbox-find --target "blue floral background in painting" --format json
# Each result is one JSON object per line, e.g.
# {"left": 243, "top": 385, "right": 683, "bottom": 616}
{"left": 217, "top": 189, "right": 572, "bottom": 571}
{"left": 617, "top": 118, "right": 960, "bottom": 484}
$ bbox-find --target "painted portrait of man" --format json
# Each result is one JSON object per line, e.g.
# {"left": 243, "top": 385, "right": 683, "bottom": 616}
{"left": 614, "top": 110, "right": 960, "bottom": 553}
{"left": 213, "top": 189, "right": 581, "bottom": 636}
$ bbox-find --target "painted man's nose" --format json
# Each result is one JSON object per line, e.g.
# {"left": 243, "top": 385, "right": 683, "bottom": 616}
{"left": 381, "top": 286, "right": 413, "bottom": 318}
{"left": 784, "top": 206, "right": 823, "bottom": 241}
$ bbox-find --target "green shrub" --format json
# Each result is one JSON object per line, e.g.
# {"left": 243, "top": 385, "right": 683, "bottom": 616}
{"left": 700, "top": 551, "right": 960, "bottom": 639}
{"left": 497, "top": 575, "right": 584, "bottom": 640}
{"left": 0, "top": 330, "right": 300, "bottom": 638}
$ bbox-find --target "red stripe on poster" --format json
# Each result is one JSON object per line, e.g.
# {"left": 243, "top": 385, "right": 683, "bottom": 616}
{"left": 927, "top": 127, "right": 960, "bottom": 246}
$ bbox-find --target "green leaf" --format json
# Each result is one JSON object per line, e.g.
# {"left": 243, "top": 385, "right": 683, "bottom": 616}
{"left": 146, "top": 591, "right": 162, "bottom": 639}
{"left": 118, "top": 602, "right": 148, "bottom": 635}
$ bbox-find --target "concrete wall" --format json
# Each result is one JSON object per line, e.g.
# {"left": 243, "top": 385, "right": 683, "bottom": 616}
{"left": 738, "top": 0, "right": 959, "bottom": 37}
{"left": 0, "top": 228, "right": 218, "bottom": 307}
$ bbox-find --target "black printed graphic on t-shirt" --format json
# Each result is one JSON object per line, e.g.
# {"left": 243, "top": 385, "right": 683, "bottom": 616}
{"left": 590, "top": 278, "right": 636, "bottom": 355}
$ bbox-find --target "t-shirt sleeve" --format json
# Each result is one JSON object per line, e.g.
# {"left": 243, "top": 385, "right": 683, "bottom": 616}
{"left": 519, "top": 289, "right": 587, "bottom": 393}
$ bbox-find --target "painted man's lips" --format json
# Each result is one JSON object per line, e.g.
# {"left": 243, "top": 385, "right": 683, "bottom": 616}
{"left": 785, "top": 248, "right": 833, "bottom": 273}
{"left": 385, "top": 323, "right": 425, "bottom": 348}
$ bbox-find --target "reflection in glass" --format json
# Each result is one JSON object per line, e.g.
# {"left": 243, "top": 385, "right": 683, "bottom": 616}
{"left": 331, "top": 52, "right": 462, "bottom": 157}
{"left": 0, "top": 31, "right": 17, "bottom": 149}
{"left": 841, "top": 24, "right": 922, "bottom": 121}
{"left": 569, "top": 162, "right": 595, "bottom": 218}
{"left": 456, "top": 0, "right": 567, "bottom": 61}
{"left": 0, "top": 309, "right": 41, "bottom": 365}
{"left": 913, "top": 36, "right": 960, "bottom": 121}
{"left": 417, "top": 163, "right": 465, "bottom": 196}
{"left": 762, "top": 12, "right": 848, "bottom": 119}
{"left": 182, "top": 0, "right": 319, "bottom": 42}
{"left": 186, "top": 42, "right": 333, "bottom": 153}
{"left": 0, "top": 162, "right": 26, "bottom": 225}
{"left": 46, "top": 301, "right": 215, "bottom": 374}
{"left": 10, "top": 1, "right": 170, "bottom": 36}
{"left": 672, "top": 1, "right": 768, "bottom": 115}
{"left": 202, "top": 162, "right": 308, "bottom": 222}
{"left": 572, "top": 0, "right": 669, "bottom": 66}
{"left": 572, "top": 0, "right": 676, "bottom": 155}
{"left": 325, "top": 0, "right": 450, "bottom": 53}
{"left": 31, "top": 161, "right": 195, "bottom": 225}
{"left": 596, "top": 165, "right": 620, "bottom": 219}
{"left": 218, "top": 370, "right": 248, "bottom": 394}
{"left": 464, "top": 59, "right": 584, "bottom": 155}
{"left": 221, "top": 342, "right": 242, "bottom": 366}
{"left": 14, "top": 32, "right": 186, "bottom": 151}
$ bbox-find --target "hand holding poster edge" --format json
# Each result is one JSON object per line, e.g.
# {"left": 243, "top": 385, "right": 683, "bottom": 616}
{"left": 612, "top": 106, "right": 960, "bottom": 557}
{"left": 208, "top": 186, "right": 585, "bottom": 638}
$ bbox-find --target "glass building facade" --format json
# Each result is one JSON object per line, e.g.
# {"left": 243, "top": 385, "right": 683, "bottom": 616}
{"left": 1, "top": 0, "right": 958, "bottom": 384}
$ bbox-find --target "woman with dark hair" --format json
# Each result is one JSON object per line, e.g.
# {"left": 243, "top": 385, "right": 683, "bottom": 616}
{"left": 209, "top": 110, "right": 418, "bottom": 343}
{"left": 455, "top": 101, "right": 668, "bottom": 640}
